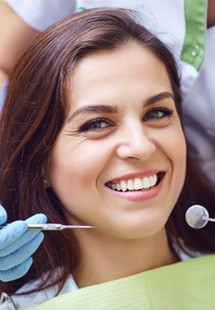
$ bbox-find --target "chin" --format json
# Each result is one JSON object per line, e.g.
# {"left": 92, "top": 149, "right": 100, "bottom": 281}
{"left": 103, "top": 219, "right": 167, "bottom": 240}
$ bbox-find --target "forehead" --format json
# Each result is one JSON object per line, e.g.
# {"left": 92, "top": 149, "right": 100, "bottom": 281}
{"left": 72, "top": 41, "right": 167, "bottom": 79}
{"left": 66, "top": 42, "right": 172, "bottom": 109}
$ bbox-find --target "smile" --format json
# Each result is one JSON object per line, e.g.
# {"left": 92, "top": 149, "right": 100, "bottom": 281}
{"left": 106, "top": 173, "right": 164, "bottom": 192}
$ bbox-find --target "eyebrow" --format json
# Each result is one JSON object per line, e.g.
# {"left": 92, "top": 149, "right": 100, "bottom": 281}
{"left": 67, "top": 91, "right": 174, "bottom": 122}
{"left": 146, "top": 91, "right": 174, "bottom": 106}
{"left": 67, "top": 105, "right": 118, "bottom": 123}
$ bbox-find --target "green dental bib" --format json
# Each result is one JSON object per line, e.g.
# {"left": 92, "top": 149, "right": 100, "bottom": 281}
{"left": 30, "top": 255, "right": 215, "bottom": 309}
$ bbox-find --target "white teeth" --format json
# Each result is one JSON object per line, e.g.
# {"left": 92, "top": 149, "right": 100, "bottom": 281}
{"left": 120, "top": 180, "right": 127, "bottom": 192}
{"left": 142, "top": 176, "right": 151, "bottom": 189}
{"left": 150, "top": 175, "right": 157, "bottom": 186}
{"left": 108, "top": 174, "right": 158, "bottom": 192}
{"left": 111, "top": 183, "right": 116, "bottom": 190}
{"left": 127, "top": 179, "right": 134, "bottom": 190}
{"left": 134, "top": 178, "right": 143, "bottom": 190}
{"left": 116, "top": 183, "right": 122, "bottom": 191}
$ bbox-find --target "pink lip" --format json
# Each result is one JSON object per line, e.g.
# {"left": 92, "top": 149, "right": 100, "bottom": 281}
{"left": 107, "top": 169, "right": 162, "bottom": 183}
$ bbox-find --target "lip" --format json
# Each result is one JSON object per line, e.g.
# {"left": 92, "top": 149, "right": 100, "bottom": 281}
{"left": 105, "top": 170, "right": 165, "bottom": 202}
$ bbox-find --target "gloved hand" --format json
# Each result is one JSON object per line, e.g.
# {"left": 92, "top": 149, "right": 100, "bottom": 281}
{"left": 0, "top": 204, "right": 47, "bottom": 282}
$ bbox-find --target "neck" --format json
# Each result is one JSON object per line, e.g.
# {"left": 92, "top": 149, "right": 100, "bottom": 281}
{"left": 73, "top": 228, "right": 178, "bottom": 288}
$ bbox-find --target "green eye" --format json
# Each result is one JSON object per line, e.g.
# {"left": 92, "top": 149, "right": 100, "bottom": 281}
{"left": 79, "top": 118, "right": 113, "bottom": 132}
{"left": 144, "top": 107, "right": 173, "bottom": 121}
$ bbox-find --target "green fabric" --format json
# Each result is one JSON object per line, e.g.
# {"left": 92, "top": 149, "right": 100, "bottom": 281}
{"left": 181, "top": 0, "right": 206, "bottom": 70}
{"left": 29, "top": 255, "right": 215, "bottom": 309}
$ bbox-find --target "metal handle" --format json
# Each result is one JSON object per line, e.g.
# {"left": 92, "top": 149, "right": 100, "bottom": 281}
{"left": 0, "top": 223, "right": 95, "bottom": 231}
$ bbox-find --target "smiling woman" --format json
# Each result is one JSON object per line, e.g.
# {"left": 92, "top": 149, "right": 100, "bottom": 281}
{"left": 0, "top": 7, "right": 215, "bottom": 309}
{"left": 47, "top": 42, "right": 186, "bottom": 245}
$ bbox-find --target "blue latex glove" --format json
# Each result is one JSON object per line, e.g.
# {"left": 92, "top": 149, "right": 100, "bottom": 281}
{"left": 0, "top": 204, "right": 47, "bottom": 282}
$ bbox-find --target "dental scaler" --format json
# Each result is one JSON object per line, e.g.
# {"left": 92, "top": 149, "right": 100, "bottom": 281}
{"left": 0, "top": 223, "right": 95, "bottom": 231}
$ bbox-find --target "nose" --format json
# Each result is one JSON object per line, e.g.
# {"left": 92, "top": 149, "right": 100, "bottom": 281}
{"left": 116, "top": 122, "right": 156, "bottom": 161}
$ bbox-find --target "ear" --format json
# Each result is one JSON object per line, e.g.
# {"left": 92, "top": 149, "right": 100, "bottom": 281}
{"left": 41, "top": 158, "right": 51, "bottom": 188}
{"left": 42, "top": 178, "right": 50, "bottom": 188}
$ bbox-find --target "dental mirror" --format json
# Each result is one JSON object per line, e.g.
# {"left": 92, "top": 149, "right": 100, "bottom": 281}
{"left": 185, "top": 205, "right": 210, "bottom": 229}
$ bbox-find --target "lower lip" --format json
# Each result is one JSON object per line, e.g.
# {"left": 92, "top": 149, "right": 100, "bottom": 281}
{"left": 107, "top": 178, "right": 164, "bottom": 202}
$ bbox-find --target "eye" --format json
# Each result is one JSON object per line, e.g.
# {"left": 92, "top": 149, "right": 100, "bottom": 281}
{"left": 144, "top": 107, "right": 174, "bottom": 121}
{"left": 79, "top": 118, "right": 114, "bottom": 132}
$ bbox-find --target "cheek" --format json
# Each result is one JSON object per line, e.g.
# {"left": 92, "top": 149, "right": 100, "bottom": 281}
{"left": 163, "top": 126, "right": 187, "bottom": 193}
{"left": 153, "top": 125, "right": 186, "bottom": 191}
{"left": 169, "top": 128, "right": 186, "bottom": 166}
{"left": 47, "top": 152, "right": 89, "bottom": 213}
{"left": 47, "top": 140, "right": 112, "bottom": 200}
{"left": 158, "top": 125, "right": 186, "bottom": 164}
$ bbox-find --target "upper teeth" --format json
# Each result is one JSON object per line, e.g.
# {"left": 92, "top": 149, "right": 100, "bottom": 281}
{"left": 107, "top": 175, "right": 158, "bottom": 192}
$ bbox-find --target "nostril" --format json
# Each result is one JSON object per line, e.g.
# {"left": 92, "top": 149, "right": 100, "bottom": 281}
{"left": 116, "top": 140, "right": 156, "bottom": 161}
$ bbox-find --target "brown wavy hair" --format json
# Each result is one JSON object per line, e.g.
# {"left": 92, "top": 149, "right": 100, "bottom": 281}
{"left": 1, "top": 8, "right": 215, "bottom": 295}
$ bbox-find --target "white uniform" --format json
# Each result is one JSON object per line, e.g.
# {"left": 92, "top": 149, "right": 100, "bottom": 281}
{"left": 4, "top": 0, "right": 214, "bottom": 183}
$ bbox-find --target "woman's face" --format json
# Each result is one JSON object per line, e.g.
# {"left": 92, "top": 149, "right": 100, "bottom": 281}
{"left": 47, "top": 42, "right": 186, "bottom": 239}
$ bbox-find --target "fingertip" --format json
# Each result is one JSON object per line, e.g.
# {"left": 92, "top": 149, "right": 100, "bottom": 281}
{"left": 0, "top": 204, "right": 7, "bottom": 225}
{"left": 22, "top": 256, "right": 33, "bottom": 271}
{"left": 25, "top": 213, "right": 47, "bottom": 225}
{"left": 0, "top": 257, "right": 33, "bottom": 282}
{"left": 39, "top": 231, "right": 45, "bottom": 242}
{"left": 0, "top": 221, "right": 28, "bottom": 250}
{"left": 32, "top": 231, "right": 45, "bottom": 248}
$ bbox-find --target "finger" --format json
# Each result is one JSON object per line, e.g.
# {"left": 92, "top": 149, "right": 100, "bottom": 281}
{"left": 0, "top": 214, "right": 47, "bottom": 256}
{"left": 0, "top": 232, "right": 44, "bottom": 270}
{"left": 0, "top": 221, "right": 28, "bottom": 250}
{"left": 25, "top": 213, "right": 47, "bottom": 225}
{"left": 0, "top": 204, "right": 7, "bottom": 225}
{"left": 0, "top": 257, "right": 33, "bottom": 282}
{"left": 0, "top": 214, "right": 47, "bottom": 251}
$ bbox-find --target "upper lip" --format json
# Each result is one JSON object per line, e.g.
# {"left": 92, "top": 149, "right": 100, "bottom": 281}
{"left": 106, "top": 170, "right": 165, "bottom": 183}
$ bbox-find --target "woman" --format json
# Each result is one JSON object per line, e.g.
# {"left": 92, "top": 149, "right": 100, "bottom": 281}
{"left": 1, "top": 0, "right": 215, "bottom": 186}
{"left": 0, "top": 8, "right": 215, "bottom": 309}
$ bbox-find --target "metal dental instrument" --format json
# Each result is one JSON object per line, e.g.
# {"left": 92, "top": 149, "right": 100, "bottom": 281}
{"left": 1, "top": 292, "right": 18, "bottom": 310}
{"left": 0, "top": 223, "right": 95, "bottom": 231}
{"left": 185, "top": 205, "right": 215, "bottom": 229}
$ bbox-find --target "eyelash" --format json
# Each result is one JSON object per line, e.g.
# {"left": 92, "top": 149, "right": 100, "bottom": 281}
{"left": 144, "top": 107, "right": 174, "bottom": 121}
{"left": 79, "top": 118, "right": 113, "bottom": 132}
{"left": 78, "top": 107, "right": 174, "bottom": 132}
